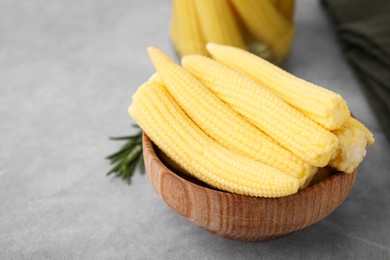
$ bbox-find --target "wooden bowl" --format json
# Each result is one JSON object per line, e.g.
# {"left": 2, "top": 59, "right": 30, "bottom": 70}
{"left": 143, "top": 134, "right": 357, "bottom": 241}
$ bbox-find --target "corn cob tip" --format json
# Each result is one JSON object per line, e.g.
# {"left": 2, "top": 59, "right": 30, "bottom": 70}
{"left": 147, "top": 46, "right": 159, "bottom": 54}
{"left": 147, "top": 46, "right": 178, "bottom": 74}
{"left": 147, "top": 46, "right": 172, "bottom": 64}
{"left": 147, "top": 46, "right": 163, "bottom": 62}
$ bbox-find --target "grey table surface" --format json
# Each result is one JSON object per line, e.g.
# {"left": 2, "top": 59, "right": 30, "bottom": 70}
{"left": 1, "top": 0, "right": 389, "bottom": 259}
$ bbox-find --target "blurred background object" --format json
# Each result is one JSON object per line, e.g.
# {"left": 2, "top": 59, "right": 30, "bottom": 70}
{"left": 1, "top": 1, "right": 389, "bottom": 258}
{"left": 170, "top": 0, "right": 295, "bottom": 64}
{"left": 322, "top": 0, "right": 390, "bottom": 141}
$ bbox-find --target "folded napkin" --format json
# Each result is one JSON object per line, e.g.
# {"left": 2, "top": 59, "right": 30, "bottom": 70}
{"left": 322, "top": 0, "right": 390, "bottom": 141}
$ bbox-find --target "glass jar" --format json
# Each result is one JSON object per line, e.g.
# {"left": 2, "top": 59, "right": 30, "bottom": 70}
{"left": 170, "top": 0, "right": 295, "bottom": 65}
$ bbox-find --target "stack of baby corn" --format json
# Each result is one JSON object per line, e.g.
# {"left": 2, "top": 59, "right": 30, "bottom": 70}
{"left": 129, "top": 43, "right": 374, "bottom": 198}
{"left": 170, "top": 0, "right": 295, "bottom": 64}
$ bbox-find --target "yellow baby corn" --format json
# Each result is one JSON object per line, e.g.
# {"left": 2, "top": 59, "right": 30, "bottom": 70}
{"left": 228, "top": 0, "right": 294, "bottom": 63}
{"left": 182, "top": 54, "right": 339, "bottom": 167}
{"left": 129, "top": 79, "right": 299, "bottom": 197}
{"left": 206, "top": 43, "right": 351, "bottom": 130}
{"left": 148, "top": 47, "right": 315, "bottom": 186}
{"left": 267, "top": 0, "right": 295, "bottom": 21}
{"left": 348, "top": 117, "right": 375, "bottom": 145}
{"left": 170, "top": 0, "right": 208, "bottom": 56}
{"left": 274, "top": 0, "right": 295, "bottom": 22}
{"left": 329, "top": 117, "right": 374, "bottom": 173}
{"left": 194, "top": 0, "right": 245, "bottom": 49}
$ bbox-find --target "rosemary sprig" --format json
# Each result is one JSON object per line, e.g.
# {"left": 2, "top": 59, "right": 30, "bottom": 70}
{"left": 106, "top": 125, "right": 144, "bottom": 184}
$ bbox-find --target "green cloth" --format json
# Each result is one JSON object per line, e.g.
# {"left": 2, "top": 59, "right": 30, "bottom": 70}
{"left": 322, "top": 0, "right": 390, "bottom": 140}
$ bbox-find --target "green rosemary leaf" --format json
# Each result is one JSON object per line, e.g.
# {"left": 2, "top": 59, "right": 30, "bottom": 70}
{"left": 120, "top": 163, "right": 130, "bottom": 179}
{"left": 120, "top": 146, "right": 142, "bottom": 183}
{"left": 109, "top": 131, "right": 142, "bottom": 141}
{"left": 126, "top": 144, "right": 142, "bottom": 163}
{"left": 106, "top": 139, "right": 138, "bottom": 160}
{"left": 125, "top": 159, "right": 138, "bottom": 184}
{"left": 138, "top": 153, "right": 145, "bottom": 174}
{"left": 109, "top": 146, "right": 140, "bottom": 177}
{"left": 109, "top": 136, "right": 132, "bottom": 141}
{"left": 107, "top": 160, "right": 123, "bottom": 176}
{"left": 106, "top": 127, "right": 144, "bottom": 184}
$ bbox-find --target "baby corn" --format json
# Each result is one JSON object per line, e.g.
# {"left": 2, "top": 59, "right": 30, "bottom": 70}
{"left": 274, "top": 0, "right": 295, "bottom": 21}
{"left": 206, "top": 43, "right": 351, "bottom": 130}
{"left": 349, "top": 117, "right": 375, "bottom": 145}
{"left": 194, "top": 0, "right": 245, "bottom": 49}
{"left": 170, "top": 0, "right": 208, "bottom": 56}
{"left": 148, "top": 47, "right": 316, "bottom": 186}
{"left": 125, "top": 41, "right": 376, "bottom": 196}
{"left": 129, "top": 79, "right": 299, "bottom": 197}
{"left": 182, "top": 54, "right": 338, "bottom": 167}
{"left": 228, "top": 0, "right": 294, "bottom": 63}
{"left": 330, "top": 117, "right": 375, "bottom": 173}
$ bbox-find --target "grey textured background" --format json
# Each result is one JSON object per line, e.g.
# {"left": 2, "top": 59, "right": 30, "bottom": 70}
{"left": 0, "top": 0, "right": 389, "bottom": 259}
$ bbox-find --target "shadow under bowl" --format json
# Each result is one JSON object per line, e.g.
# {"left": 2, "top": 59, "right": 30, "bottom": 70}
{"left": 142, "top": 133, "right": 357, "bottom": 241}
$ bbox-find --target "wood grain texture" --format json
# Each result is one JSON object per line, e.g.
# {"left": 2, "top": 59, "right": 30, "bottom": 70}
{"left": 143, "top": 134, "right": 357, "bottom": 241}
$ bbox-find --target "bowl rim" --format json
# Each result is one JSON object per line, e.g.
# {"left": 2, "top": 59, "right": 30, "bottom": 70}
{"left": 142, "top": 133, "right": 357, "bottom": 201}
